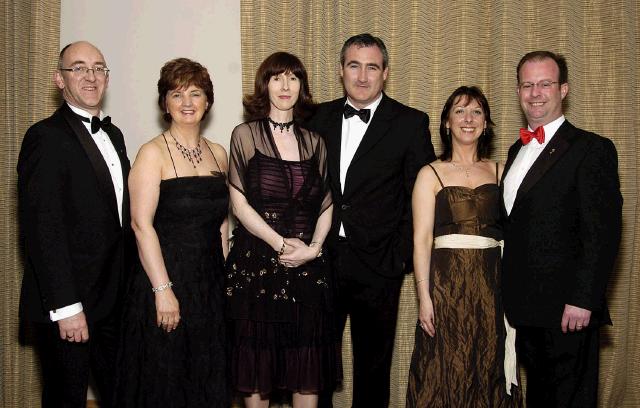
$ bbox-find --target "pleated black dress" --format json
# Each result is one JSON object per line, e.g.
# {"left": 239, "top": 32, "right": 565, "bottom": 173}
{"left": 116, "top": 144, "right": 229, "bottom": 407}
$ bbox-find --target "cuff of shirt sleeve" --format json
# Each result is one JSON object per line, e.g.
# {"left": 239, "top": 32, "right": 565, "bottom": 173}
{"left": 49, "top": 303, "right": 83, "bottom": 321}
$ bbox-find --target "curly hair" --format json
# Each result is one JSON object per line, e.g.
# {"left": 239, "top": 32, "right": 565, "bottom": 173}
{"left": 157, "top": 58, "right": 214, "bottom": 123}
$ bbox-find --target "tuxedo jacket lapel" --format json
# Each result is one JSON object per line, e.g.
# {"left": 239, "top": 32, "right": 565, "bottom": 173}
{"left": 344, "top": 94, "right": 393, "bottom": 198}
{"left": 511, "top": 121, "right": 573, "bottom": 211}
{"left": 325, "top": 98, "right": 346, "bottom": 198}
{"left": 60, "top": 103, "right": 121, "bottom": 225}
{"left": 349, "top": 94, "right": 392, "bottom": 166}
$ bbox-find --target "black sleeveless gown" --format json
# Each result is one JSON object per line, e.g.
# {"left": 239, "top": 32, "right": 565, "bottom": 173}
{"left": 116, "top": 175, "right": 229, "bottom": 407}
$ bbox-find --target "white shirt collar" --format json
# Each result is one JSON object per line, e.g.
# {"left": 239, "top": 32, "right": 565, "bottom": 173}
{"left": 527, "top": 115, "right": 565, "bottom": 147}
{"left": 67, "top": 103, "right": 104, "bottom": 120}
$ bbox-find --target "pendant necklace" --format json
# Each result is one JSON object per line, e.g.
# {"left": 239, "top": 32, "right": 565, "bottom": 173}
{"left": 451, "top": 161, "right": 477, "bottom": 178}
{"left": 169, "top": 129, "right": 202, "bottom": 168}
{"left": 268, "top": 117, "right": 294, "bottom": 133}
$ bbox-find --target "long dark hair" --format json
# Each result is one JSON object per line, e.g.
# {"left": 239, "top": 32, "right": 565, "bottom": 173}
{"left": 439, "top": 86, "right": 495, "bottom": 161}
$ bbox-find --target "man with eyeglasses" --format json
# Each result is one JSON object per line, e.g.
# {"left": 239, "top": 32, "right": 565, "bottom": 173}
{"left": 18, "top": 41, "right": 130, "bottom": 408}
{"left": 501, "top": 50, "right": 622, "bottom": 407}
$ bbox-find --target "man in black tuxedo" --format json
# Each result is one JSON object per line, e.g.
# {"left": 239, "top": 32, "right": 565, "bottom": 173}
{"left": 502, "top": 51, "right": 622, "bottom": 407}
{"left": 18, "top": 41, "right": 130, "bottom": 408}
{"left": 307, "top": 33, "right": 435, "bottom": 407}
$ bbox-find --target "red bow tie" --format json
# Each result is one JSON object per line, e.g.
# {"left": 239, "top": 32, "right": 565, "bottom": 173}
{"left": 519, "top": 126, "right": 545, "bottom": 145}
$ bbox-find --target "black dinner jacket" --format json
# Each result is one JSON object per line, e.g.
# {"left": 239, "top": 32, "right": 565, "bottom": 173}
{"left": 18, "top": 102, "right": 132, "bottom": 324}
{"left": 501, "top": 120, "right": 622, "bottom": 328}
{"left": 306, "top": 93, "right": 435, "bottom": 278}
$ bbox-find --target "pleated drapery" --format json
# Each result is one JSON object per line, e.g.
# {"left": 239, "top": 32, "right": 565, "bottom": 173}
{"left": 240, "top": 1, "right": 639, "bottom": 407}
{"left": 0, "top": 0, "right": 61, "bottom": 407}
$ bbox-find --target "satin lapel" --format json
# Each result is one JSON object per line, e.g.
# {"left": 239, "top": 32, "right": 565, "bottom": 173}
{"left": 349, "top": 94, "right": 392, "bottom": 166}
{"left": 106, "top": 125, "right": 131, "bottom": 224}
{"left": 326, "top": 99, "right": 345, "bottom": 196}
{"left": 104, "top": 125, "right": 130, "bottom": 185}
{"left": 512, "top": 121, "right": 572, "bottom": 210}
{"left": 60, "top": 103, "right": 120, "bottom": 225}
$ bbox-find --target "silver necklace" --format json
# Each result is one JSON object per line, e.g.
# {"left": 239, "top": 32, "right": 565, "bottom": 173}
{"left": 169, "top": 130, "right": 202, "bottom": 168}
{"left": 450, "top": 161, "right": 477, "bottom": 178}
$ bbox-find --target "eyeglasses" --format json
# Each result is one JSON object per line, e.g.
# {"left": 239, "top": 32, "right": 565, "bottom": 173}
{"left": 518, "top": 81, "right": 559, "bottom": 91}
{"left": 59, "top": 66, "right": 110, "bottom": 77}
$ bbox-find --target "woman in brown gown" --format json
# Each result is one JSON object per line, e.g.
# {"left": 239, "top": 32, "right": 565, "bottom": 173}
{"left": 406, "top": 86, "right": 521, "bottom": 407}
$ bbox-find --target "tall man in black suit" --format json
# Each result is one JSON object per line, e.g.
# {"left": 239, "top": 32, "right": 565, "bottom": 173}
{"left": 18, "top": 41, "right": 130, "bottom": 408}
{"left": 502, "top": 51, "right": 622, "bottom": 407}
{"left": 307, "top": 33, "right": 435, "bottom": 407}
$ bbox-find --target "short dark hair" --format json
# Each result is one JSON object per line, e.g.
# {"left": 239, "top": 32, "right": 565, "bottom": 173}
{"left": 58, "top": 43, "right": 73, "bottom": 69}
{"left": 157, "top": 58, "right": 214, "bottom": 123}
{"left": 517, "top": 50, "right": 568, "bottom": 84}
{"left": 340, "top": 33, "right": 389, "bottom": 69}
{"left": 243, "top": 52, "right": 315, "bottom": 121}
{"left": 439, "top": 86, "right": 495, "bottom": 161}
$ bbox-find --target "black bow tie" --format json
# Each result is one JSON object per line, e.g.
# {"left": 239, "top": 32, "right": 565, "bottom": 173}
{"left": 343, "top": 104, "right": 371, "bottom": 124}
{"left": 77, "top": 114, "right": 111, "bottom": 134}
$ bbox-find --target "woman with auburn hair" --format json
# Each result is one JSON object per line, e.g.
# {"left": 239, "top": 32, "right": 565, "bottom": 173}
{"left": 406, "top": 86, "right": 522, "bottom": 407}
{"left": 116, "top": 58, "right": 229, "bottom": 407}
{"left": 226, "top": 52, "right": 339, "bottom": 407}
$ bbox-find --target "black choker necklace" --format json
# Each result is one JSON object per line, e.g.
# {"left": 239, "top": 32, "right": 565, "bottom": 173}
{"left": 268, "top": 117, "right": 294, "bottom": 133}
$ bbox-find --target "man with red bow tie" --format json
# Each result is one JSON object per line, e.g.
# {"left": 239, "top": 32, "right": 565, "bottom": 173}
{"left": 501, "top": 50, "right": 622, "bottom": 407}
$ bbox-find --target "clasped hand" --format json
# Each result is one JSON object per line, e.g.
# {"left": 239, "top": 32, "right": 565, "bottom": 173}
{"left": 278, "top": 238, "right": 318, "bottom": 268}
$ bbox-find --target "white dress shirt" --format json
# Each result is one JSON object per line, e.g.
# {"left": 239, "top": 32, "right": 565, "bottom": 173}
{"left": 339, "top": 93, "right": 383, "bottom": 236}
{"left": 49, "top": 104, "right": 124, "bottom": 322}
{"left": 503, "top": 115, "right": 565, "bottom": 216}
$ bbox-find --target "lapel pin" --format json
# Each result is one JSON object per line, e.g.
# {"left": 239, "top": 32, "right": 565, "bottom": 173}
{"left": 549, "top": 148, "right": 555, "bottom": 155}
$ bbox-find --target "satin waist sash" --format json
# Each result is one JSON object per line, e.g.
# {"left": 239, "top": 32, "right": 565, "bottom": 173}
{"left": 432, "top": 233, "right": 518, "bottom": 395}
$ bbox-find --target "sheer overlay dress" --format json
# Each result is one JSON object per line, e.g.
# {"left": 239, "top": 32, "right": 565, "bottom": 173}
{"left": 226, "top": 119, "right": 340, "bottom": 396}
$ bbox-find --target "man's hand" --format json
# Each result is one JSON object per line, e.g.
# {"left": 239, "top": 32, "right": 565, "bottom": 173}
{"left": 561, "top": 304, "right": 591, "bottom": 333}
{"left": 58, "top": 311, "right": 89, "bottom": 342}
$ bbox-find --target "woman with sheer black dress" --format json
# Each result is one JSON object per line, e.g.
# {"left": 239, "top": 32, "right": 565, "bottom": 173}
{"left": 226, "top": 52, "right": 339, "bottom": 408}
{"left": 116, "top": 58, "right": 229, "bottom": 407}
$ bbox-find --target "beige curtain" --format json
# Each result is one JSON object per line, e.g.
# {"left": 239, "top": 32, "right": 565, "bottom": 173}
{"left": 0, "top": 0, "right": 60, "bottom": 407}
{"left": 240, "top": 1, "right": 640, "bottom": 407}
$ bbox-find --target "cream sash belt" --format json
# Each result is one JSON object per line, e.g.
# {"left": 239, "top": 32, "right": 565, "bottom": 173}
{"left": 433, "top": 234, "right": 518, "bottom": 395}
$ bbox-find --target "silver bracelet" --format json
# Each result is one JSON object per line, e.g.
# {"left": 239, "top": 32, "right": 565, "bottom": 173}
{"left": 152, "top": 281, "right": 173, "bottom": 293}
{"left": 309, "top": 241, "right": 323, "bottom": 258}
